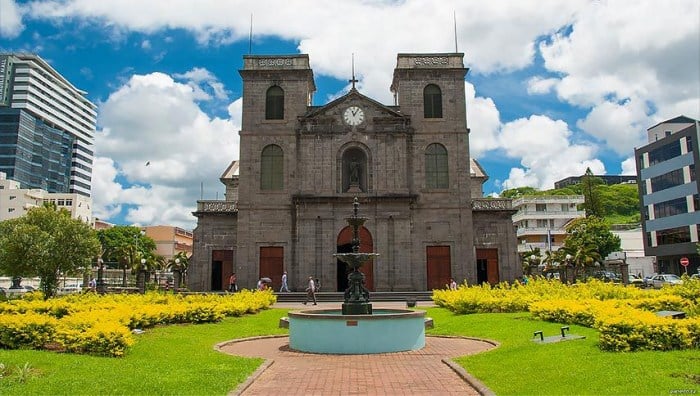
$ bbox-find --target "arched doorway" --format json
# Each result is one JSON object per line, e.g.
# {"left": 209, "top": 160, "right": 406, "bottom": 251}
{"left": 336, "top": 226, "right": 374, "bottom": 292}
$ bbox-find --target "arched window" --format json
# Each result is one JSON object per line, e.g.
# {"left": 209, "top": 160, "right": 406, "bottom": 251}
{"left": 261, "top": 144, "right": 283, "bottom": 190}
{"left": 423, "top": 84, "right": 442, "bottom": 118}
{"left": 265, "top": 86, "right": 284, "bottom": 120}
{"left": 425, "top": 143, "right": 448, "bottom": 189}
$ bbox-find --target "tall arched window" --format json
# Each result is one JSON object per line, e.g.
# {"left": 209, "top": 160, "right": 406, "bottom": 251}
{"left": 265, "top": 86, "right": 284, "bottom": 120}
{"left": 342, "top": 147, "right": 367, "bottom": 192}
{"left": 261, "top": 144, "right": 283, "bottom": 190}
{"left": 423, "top": 84, "right": 442, "bottom": 118}
{"left": 425, "top": 143, "right": 448, "bottom": 189}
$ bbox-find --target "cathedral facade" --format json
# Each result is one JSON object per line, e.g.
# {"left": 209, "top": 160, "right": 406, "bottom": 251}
{"left": 189, "top": 53, "right": 519, "bottom": 292}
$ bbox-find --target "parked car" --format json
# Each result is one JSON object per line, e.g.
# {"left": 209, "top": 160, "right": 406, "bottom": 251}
{"left": 643, "top": 273, "right": 658, "bottom": 288}
{"left": 58, "top": 284, "right": 83, "bottom": 295}
{"left": 648, "top": 274, "right": 683, "bottom": 289}
{"left": 592, "top": 271, "right": 621, "bottom": 283}
{"left": 691, "top": 273, "right": 700, "bottom": 280}
{"left": 628, "top": 274, "right": 645, "bottom": 287}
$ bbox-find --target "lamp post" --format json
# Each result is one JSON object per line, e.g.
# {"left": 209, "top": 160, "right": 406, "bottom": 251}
{"left": 97, "top": 258, "right": 106, "bottom": 294}
{"left": 173, "top": 258, "right": 181, "bottom": 293}
{"left": 138, "top": 257, "right": 147, "bottom": 293}
{"left": 565, "top": 254, "right": 573, "bottom": 284}
{"left": 529, "top": 254, "right": 537, "bottom": 275}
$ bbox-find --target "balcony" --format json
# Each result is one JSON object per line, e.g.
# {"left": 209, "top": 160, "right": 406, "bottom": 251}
{"left": 512, "top": 209, "right": 585, "bottom": 222}
{"left": 516, "top": 227, "right": 567, "bottom": 237}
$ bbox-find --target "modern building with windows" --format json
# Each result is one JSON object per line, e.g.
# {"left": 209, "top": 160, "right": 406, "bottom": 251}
{"left": 635, "top": 115, "right": 699, "bottom": 275}
{"left": 511, "top": 195, "right": 585, "bottom": 254}
{"left": 0, "top": 53, "right": 96, "bottom": 197}
{"left": 190, "top": 53, "right": 519, "bottom": 292}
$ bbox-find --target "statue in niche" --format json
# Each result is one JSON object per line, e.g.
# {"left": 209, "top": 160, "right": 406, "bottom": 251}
{"left": 349, "top": 159, "right": 361, "bottom": 185}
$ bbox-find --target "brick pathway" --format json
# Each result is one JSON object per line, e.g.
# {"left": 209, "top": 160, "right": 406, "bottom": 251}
{"left": 219, "top": 335, "right": 496, "bottom": 395}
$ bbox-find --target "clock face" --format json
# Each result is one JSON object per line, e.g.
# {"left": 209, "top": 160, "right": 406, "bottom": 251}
{"left": 343, "top": 106, "right": 365, "bottom": 126}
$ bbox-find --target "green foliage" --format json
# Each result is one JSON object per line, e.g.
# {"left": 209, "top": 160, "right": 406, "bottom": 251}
{"left": 500, "top": 186, "right": 539, "bottom": 198}
{"left": 580, "top": 168, "right": 605, "bottom": 217}
{"left": 564, "top": 216, "right": 621, "bottom": 261}
{"left": 97, "top": 226, "right": 156, "bottom": 286}
{"left": 0, "top": 206, "right": 101, "bottom": 298}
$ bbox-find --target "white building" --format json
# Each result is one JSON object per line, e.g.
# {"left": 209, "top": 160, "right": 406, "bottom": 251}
{"left": 512, "top": 195, "right": 585, "bottom": 253}
{"left": 0, "top": 171, "right": 92, "bottom": 223}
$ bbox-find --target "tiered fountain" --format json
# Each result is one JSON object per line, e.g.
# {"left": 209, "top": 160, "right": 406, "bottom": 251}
{"left": 283, "top": 198, "right": 431, "bottom": 354}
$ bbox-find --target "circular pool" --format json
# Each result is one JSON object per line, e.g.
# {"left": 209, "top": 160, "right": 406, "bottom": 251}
{"left": 287, "top": 308, "right": 429, "bottom": 354}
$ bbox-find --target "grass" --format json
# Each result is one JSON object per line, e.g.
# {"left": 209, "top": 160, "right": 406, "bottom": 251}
{"left": 426, "top": 308, "right": 700, "bottom": 395}
{"left": 1, "top": 306, "right": 699, "bottom": 395}
{"left": 0, "top": 309, "right": 288, "bottom": 395}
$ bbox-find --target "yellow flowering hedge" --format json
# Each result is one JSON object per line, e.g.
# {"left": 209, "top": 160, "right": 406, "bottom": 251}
{"left": 0, "top": 289, "right": 276, "bottom": 357}
{"left": 434, "top": 277, "right": 700, "bottom": 352}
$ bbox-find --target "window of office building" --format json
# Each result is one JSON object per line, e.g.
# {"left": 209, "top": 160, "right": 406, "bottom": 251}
{"left": 650, "top": 168, "right": 685, "bottom": 192}
{"left": 694, "top": 194, "right": 699, "bottom": 212}
{"left": 648, "top": 141, "right": 682, "bottom": 166}
{"left": 535, "top": 204, "right": 546, "bottom": 212}
{"left": 687, "top": 136, "right": 693, "bottom": 153}
{"left": 656, "top": 226, "right": 690, "bottom": 246}
{"left": 654, "top": 197, "right": 688, "bottom": 219}
{"left": 561, "top": 204, "right": 569, "bottom": 212}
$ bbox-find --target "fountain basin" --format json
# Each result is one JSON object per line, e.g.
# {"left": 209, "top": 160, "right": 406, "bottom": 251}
{"left": 282, "top": 309, "right": 431, "bottom": 354}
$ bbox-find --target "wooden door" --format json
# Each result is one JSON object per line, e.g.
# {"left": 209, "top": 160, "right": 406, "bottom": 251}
{"left": 426, "top": 246, "right": 451, "bottom": 290}
{"left": 337, "top": 226, "right": 374, "bottom": 291}
{"left": 259, "top": 247, "right": 283, "bottom": 290}
{"left": 211, "top": 250, "right": 233, "bottom": 291}
{"left": 476, "top": 248, "right": 499, "bottom": 286}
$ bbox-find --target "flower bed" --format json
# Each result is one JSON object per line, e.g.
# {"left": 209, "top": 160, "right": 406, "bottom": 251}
{"left": 0, "top": 290, "right": 276, "bottom": 357}
{"left": 434, "top": 277, "right": 700, "bottom": 351}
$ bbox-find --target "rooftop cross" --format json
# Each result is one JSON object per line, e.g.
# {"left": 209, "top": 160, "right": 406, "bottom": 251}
{"left": 349, "top": 53, "right": 358, "bottom": 89}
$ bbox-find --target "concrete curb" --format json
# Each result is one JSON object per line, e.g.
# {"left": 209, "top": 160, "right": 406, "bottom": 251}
{"left": 215, "top": 335, "right": 288, "bottom": 396}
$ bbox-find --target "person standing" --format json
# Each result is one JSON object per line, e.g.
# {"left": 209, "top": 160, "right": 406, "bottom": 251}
{"left": 449, "top": 278, "right": 457, "bottom": 290}
{"left": 228, "top": 273, "right": 237, "bottom": 292}
{"left": 303, "top": 276, "right": 317, "bottom": 305}
{"left": 280, "top": 271, "right": 290, "bottom": 292}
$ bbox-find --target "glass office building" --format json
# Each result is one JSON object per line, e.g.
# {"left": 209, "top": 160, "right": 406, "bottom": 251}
{"left": 0, "top": 53, "right": 95, "bottom": 196}
{"left": 636, "top": 115, "right": 699, "bottom": 275}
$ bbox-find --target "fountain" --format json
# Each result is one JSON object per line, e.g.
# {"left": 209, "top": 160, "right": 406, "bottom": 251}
{"left": 282, "top": 198, "right": 432, "bottom": 354}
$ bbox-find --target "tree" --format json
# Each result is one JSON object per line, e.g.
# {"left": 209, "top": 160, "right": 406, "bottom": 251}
{"left": 97, "top": 226, "right": 156, "bottom": 287}
{"left": 520, "top": 247, "right": 541, "bottom": 275}
{"left": 500, "top": 186, "right": 539, "bottom": 199}
{"left": 0, "top": 205, "right": 100, "bottom": 298}
{"left": 580, "top": 168, "right": 604, "bottom": 218}
{"left": 562, "top": 216, "right": 621, "bottom": 281}
{"left": 168, "top": 251, "right": 190, "bottom": 288}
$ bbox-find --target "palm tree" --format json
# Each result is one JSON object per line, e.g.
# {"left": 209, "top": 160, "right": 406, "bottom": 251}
{"left": 168, "top": 252, "right": 190, "bottom": 289}
{"left": 520, "top": 247, "right": 541, "bottom": 276}
{"left": 559, "top": 243, "right": 602, "bottom": 283}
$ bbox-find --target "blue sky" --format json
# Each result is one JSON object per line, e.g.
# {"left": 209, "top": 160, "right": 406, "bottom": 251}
{"left": 1, "top": 0, "right": 698, "bottom": 229}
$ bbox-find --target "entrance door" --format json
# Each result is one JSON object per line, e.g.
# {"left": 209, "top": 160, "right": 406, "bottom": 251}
{"left": 337, "top": 226, "right": 374, "bottom": 291}
{"left": 211, "top": 250, "right": 233, "bottom": 291}
{"left": 476, "top": 248, "right": 499, "bottom": 285}
{"left": 426, "top": 246, "right": 451, "bottom": 290}
{"left": 259, "top": 247, "right": 284, "bottom": 290}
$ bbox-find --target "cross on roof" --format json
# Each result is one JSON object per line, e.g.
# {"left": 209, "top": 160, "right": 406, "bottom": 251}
{"left": 349, "top": 53, "right": 358, "bottom": 89}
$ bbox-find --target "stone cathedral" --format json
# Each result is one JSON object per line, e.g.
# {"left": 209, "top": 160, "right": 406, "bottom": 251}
{"left": 189, "top": 53, "right": 519, "bottom": 292}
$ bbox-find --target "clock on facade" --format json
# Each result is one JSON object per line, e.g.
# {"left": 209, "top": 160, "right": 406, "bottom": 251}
{"left": 343, "top": 106, "right": 365, "bottom": 126}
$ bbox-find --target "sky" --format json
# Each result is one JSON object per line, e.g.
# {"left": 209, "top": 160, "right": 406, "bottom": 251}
{"left": 1, "top": 0, "right": 698, "bottom": 230}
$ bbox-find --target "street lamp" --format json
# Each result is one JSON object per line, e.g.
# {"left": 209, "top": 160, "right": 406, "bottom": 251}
{"left": 97, "top": 258, "right": 105, "bottom": 294}
{"left": 173, "top": 258, "right": 181, "bottom": 293}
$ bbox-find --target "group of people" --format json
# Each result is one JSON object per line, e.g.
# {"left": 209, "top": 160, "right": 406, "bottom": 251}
{"left": 228, "top": 271, "right": 319, "bottom": 303}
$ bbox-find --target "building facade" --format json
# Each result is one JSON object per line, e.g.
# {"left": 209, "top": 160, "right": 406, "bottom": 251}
{"left": 0, "top": 171, "right": 92, "bottom": 223}
{"left": 635, "top": 115, "right": 699, "bottom": 275}
{"left": 511, "top": 195, "right": 585, "bottom": 254}
{"left": 142, "top": 225, "right": 193, "bottom": 262}
{"left": 190, "top": 53, "right": 519, "bottom": 292}
{"left": 0, "top": 53, "right": 96, "bottom": 197}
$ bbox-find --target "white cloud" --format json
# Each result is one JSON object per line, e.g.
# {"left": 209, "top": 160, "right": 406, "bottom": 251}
{"left": 0, "top": 0, "right": 23, "bottom": 38}
{"left": 93, "top": 72, "right": 240, "bottom": 229}
{"left": 465, "top": 82, "right": 501, "bottom": 157}
{"left": 498, "top": 115, "right": 605, "bottom": 190}
{"left": 174, "top": 67, "right": 229, "bottom": 101}
{"left": 620, "top": 157, "right": 637, "bottom": 176}
{"left": 576, "top": 98, "right": 650, "bottom": 155}
{"left": 526, "top": 76, "right": 558, "bottom": 95}
{"left": 141, "top": 39, "right": 151, "bottom": 50}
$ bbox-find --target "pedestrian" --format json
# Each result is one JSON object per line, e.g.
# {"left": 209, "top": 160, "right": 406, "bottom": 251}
{"left": 228, "top": 273, "right": 237, "bottom": 292}
{"left": 280, "top": 271, "right": 290, "bottom": 292}
{"left": 88, "top": 277, "right": 97, "bottom": 292}
{"left": 315, "top": 278, "right": 321, "bottom": 292}
{"left": 303, "top": 276, "right": 317, "bottom": 305}
{"left": 257, "top": 278, "right": 264, "bottom": 291}
{"left": 449, "top": 278, "right": 457, "bottom": 290}
{"left": 521, "top": 275, "right": 529, "bottom": 285}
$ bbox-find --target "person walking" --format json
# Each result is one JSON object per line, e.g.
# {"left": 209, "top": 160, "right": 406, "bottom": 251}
{"left": 303, "top": 276, "right": 317, "bottom": 305}
{"left": 280, "top": 271, "right": 290, "bottom": 292}
{"left": 228, "top": 273, "right": 237, "bottom": 292}
{"left": 449, "top": 278, "right": 457, "bottom": 290}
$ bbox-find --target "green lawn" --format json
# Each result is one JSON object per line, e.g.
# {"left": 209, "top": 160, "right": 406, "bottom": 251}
{"left": 426, "top": 308, "right": 700, "bottom": 395}
{"left": 1, "top": 307, "right": 699, "bottom": 395}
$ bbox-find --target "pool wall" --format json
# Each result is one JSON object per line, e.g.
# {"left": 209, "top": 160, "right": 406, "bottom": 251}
{"left": 287, "top": 309, "right": 427, "bottom": 354}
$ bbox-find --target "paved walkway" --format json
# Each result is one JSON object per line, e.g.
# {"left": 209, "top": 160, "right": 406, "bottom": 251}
{"left": 218, "top": 302, "right": 497, "bottom": 395}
